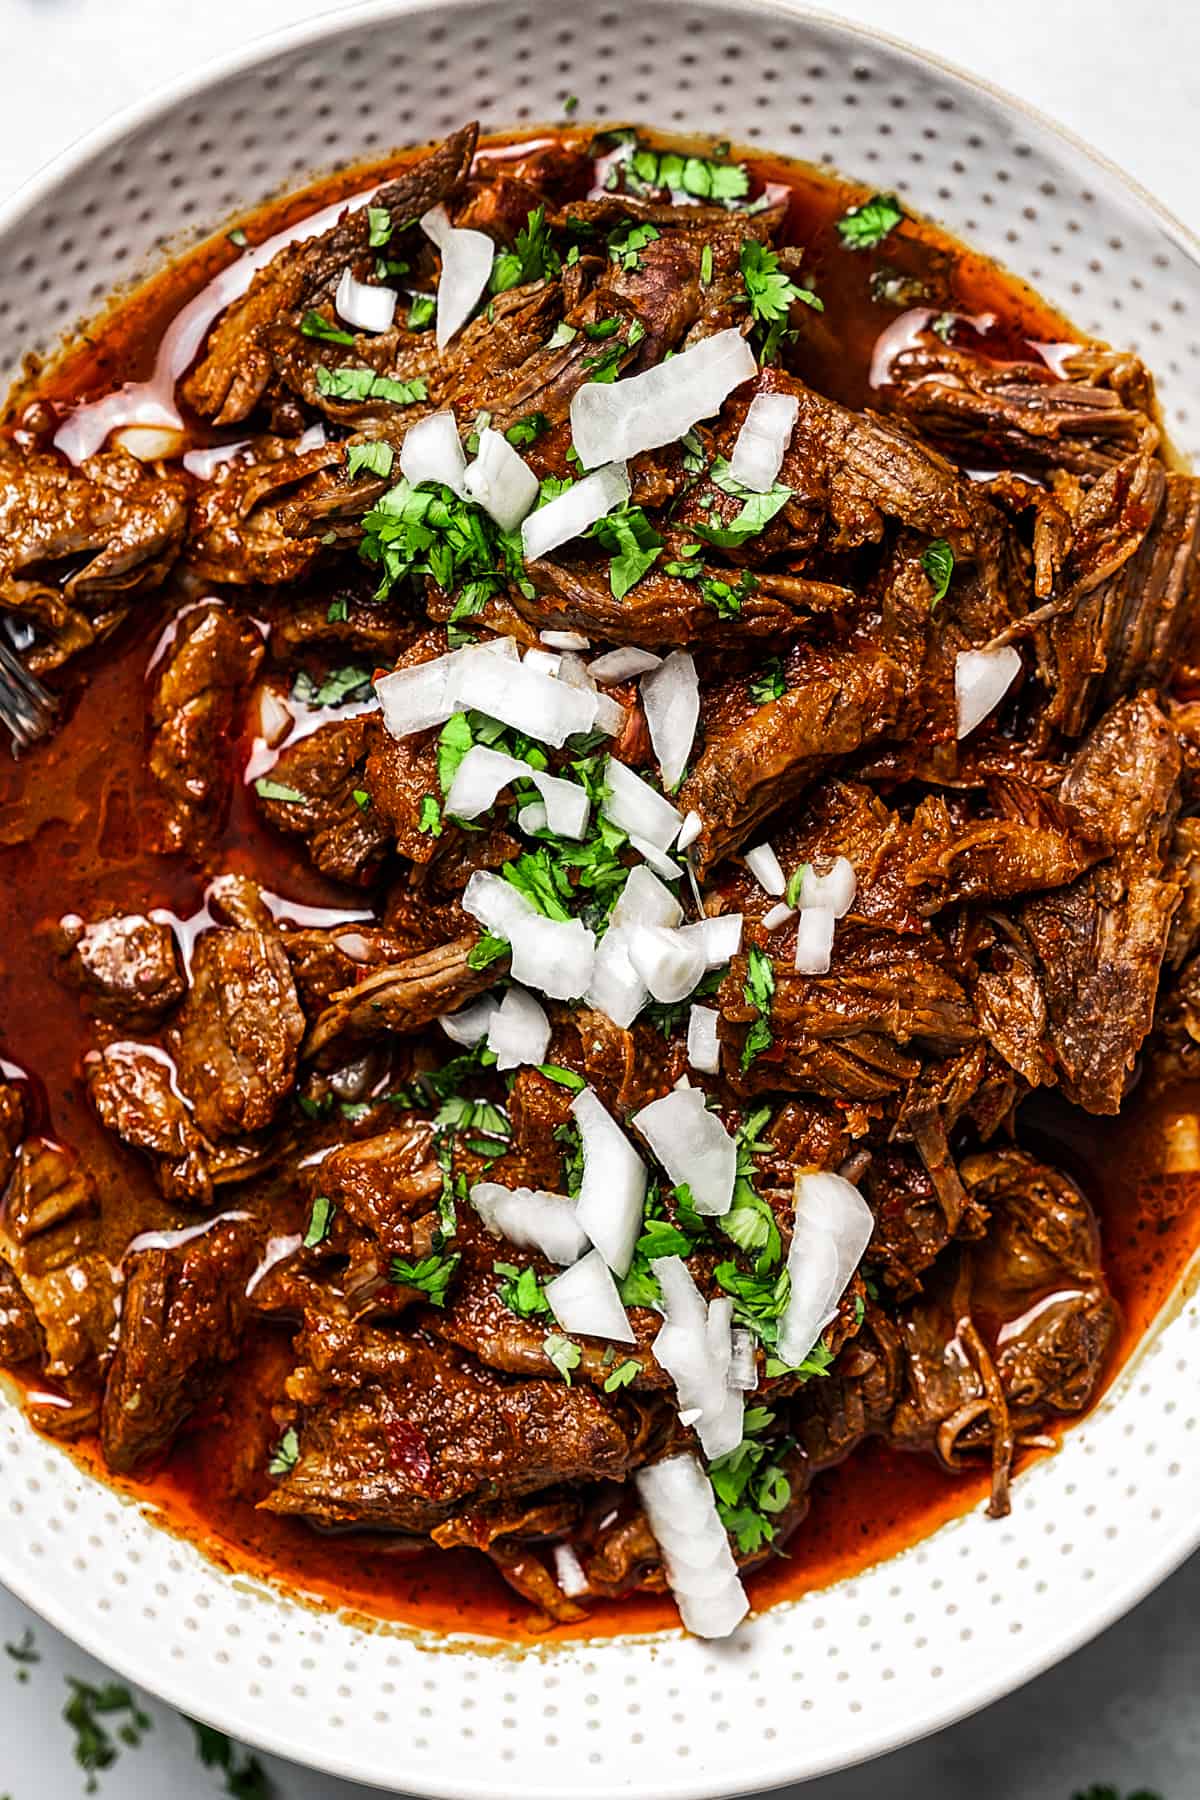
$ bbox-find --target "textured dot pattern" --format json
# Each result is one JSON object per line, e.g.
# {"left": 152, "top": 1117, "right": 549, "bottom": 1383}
{"left": 0, "top": 5, "right": 1199, "bottom": 1796}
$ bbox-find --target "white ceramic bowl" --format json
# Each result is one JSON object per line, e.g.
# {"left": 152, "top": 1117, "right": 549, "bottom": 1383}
{"left": 2, "top": 4, "right": 1199, "bottom": 1794}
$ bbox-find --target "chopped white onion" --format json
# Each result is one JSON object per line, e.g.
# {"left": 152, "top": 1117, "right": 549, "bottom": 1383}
{"left": 762, "top": 901, "right": 795, "bottom": 932}
{"left": 776, "top": 1171, "right": 874, "bottom": 1368}
{"left": 584, "top": 926, "right": 647, "bottom": 1028}
{"left": 633, "top": 1088, "right": 737, "bottom": 1217}
{"left": 517, "top": 800, "right": 549, "bottom": 835}
{"left": 438, "top": 992, "right": 502, "bottom": 1047}
{"left": 521, "top": 462, "right": 631, "bottom": 562}
{"left": 463, "top": 427, "right": 540, "bottom": 531}
{"left": 794, "top": 907, "right": 835, "bottom": 975}
{"left": 794, "top": 856, "right": 857, "bottom": 917}
{"left": 744, "top": 841, "right": 786, "bottom": 898}
{"left": 553, "top": 1543, "right": 590, "bottom": 1598}
{"left": 182, "top": 437, "right": 252, "bottom": 480}
{"left": 485, "top": 984, "right": 551, "bottom": 1071}
{"left": 452, "top": 648, "right": 606, "bottom": 747}
{"left": 399, "top": 409, "right": 468, "bottom": 497}
{"left": 571, "top": 328, "right": 757, "bottom": 470}
{"left": 523, "top": 648, "right": 562, "bottom": 679}
{"left": 570, "top": 1088, "right": 647, "bottom": 1278}
{"left": 589, "top": 647, "right": 662, "bottom": 685}
{"left": 420, "top": 204, "right": 494, "bottom": 350}
{"left": 641, "top": 650, "right": 699, "bottom": 793}
{"left": 507, "top": 914, "right": 596, "bottom": 1001}
{"left": 375, "top": 635, "right": 516, "bottom": 739}
{"left": 635, "top": 1454, "right": 750, "bottom": 1640}
{"left": 545, "top": 1248, "right": 636, "bottom": 1343}
{"left": 253, "top": 685, "right": 294, "bottom": 749}
{"left": 446, "top": 744, "right": 590, "bottom": 839}
{"left": 335, "top": 267, "right": 398, "bottom": 334}
{"left": 541, "top": 630, "right": 591, "bottom": 651}
{"left": 112, "top": 423, "right": 188, "bottom": 462}
{"left": 729, "top": 391, "right": 800, "bottom": 492}
{"left": 629, "top": 834, "right": 684, "bottom": 884}
{"left": 601, "top": 757, "right": 683, "bottom": 851}
{"left": 627, "top": 924, "right": 708, "bottom": 1004}
{"left": 676, "top": 810, "right": 703, "bottom": 852}
{"left": 687, "top": 1005, "right": 721, "bottom": 1073}
{"left": 729, "top": 1328, "right": 758, "bottom": 1391}
{"left": 651, "top": 1257, "right": 743, "bottom": 1459}
{"left": 470, "top": 1181, "right": 589, "bottom": 1265}
{"left": 296, "top": 421, "right": 328, "bottom": 454}
{"left": 955, "top": 646, "right": 1022, "bottom": 739}
{"left": 678, "top": 912, "right": 742, "bottom": 968}
{"left": 462, "top": 868, "right": 536, "bottom": 938}
{"left": 611, "top": 864, "right": 682, "bottom": 931}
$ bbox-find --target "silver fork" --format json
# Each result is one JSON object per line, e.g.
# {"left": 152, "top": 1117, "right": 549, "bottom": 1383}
{"left": 0, "top": 637, "right": 56, "bottom": 753}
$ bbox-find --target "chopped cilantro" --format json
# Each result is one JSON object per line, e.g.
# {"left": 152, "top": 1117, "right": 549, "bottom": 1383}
{"left": 227, "top": 226, "right": 249, "bottom": 249}
{"left": 303, "top": 1194, "right": 334, "bottom": 1248}
{"left": 316, "top": 364, "right": 427, "bottom": 406}
{"left": 563, "top": 94, "right": 579, "bottom": 115}
{"left": 922, "top": 537, "right": 955, "bottom": 607}
{"left": 418, "top": 793, "right": 443, "bottom": 836}
{"left": 467, "top": 931, "right": 510, "bottom": 971}
{"left": 407, "top": 293, "right": 436, "bottom": 331}
{"left": 505, "top": 411, "right": 550, "bottom": 448}
{"left": 490, "top": 206, "right": 561, "bottom": 295}
{"left": 718, "top": 1106, "right": 782, "bottom": 1272}
{"left": 700, "top": 568, "right": 758, "bottom": 618}
{"left": 739, "top": 240, "right": 821, "bottom": 359}
{"left": 352, "top": 787, "right": 371, "bottom": 810}
{"left": 300, "top": 308, "right": 356, "bottom": 346}
{"left": 187, "top": 1720, "right": 271, "bottom": 1799}
{"left": 625, "top": 145, "right": 750, "bottom": 203}
{"left": 546, "top": 320, "right": 578, "bottom": 349}
{"left": 590, "top": 502, "right": 663, "bottom": 599}
{"left": 836, "top": 191, "right": 904, "bottom": 251}
{"left": 536, "top": 1063, "right": 586, "bottom": 1090}
{"left": 254, "top": 778, "right": 306, "bottom": 804}
{"left": 713, "top": 1261, "right": 790, "bottom": 1345}
{"left": 749, "top": 656, "right": 786, "bottom": 704}
{"left": 607, "top": 220, "right": 660, "bottom": 272}
{"left": 495, "top": 1260, "right": 552, "bottom": 1318}
{"left": 700, "top": 242, "right": 714, "bottom": 287}
{"left": 391, "top": 1250, "right": 461, "bottom": 1306}
{"left": 367, "top": 205, "right": 392, "bottom": 248}
{"left": 291, "top": 663, "right": 373, "bottom": 708}
{"left": 543, "top": 1332, "right": 582, "bottom": 1383}
{"left": 326, "top": 595, "right": 349, "bottom": 623}
{"left": 359, "top": 476, "right": 524, "bottom": 606}
{"left": 696, "top": 457, "right": 792, "bottom": 548}
{"left": 603, "top": 1357, "right": 641, "bottom": 1393}
{"left": 784, "top": 863, "right": 809, "bottom": 909}
{"left": 502, "top": 847, "right": 573, "bottom": 920}
{"left": 63, "top": 1678, "right": 152, "bottom": 1793}
{"left": 584, "top": 340, "right": 626, "bottom": 382}
{"left": 584, "top": 317, "right": 620, "bottom": 340}
{"left": 931, "top": 310, "right": 957, "bottom": 344}
{"left": 708, "top": 1406, "right": 793, "bottom": 1555}
{"left": 346, "top": 441, "right": 395, "bottom": 480}
{"left": 268, "top": 1426, "right": 299, "bottom": 1476}
{"left": 741, "top": 944, "right": 775, "bottom": 1069}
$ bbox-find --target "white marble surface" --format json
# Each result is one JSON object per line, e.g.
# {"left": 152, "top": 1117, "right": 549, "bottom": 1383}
{"left": 1, "top": 1, "right": 1196, "bottom": 1794}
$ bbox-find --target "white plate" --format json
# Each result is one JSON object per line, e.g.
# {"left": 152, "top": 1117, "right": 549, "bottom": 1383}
{"left": 1, "top": 3, "right": 1199, "bottom": 1794}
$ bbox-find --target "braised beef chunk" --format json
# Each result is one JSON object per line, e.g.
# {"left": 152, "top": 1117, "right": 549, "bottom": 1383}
{"left": 149, "top": 602, "right": 264, "bottom": 856}
{"left": 8, "top": 119, "right": 1200, "bottom": 1642}
{"left": 102, "top": 1217, "right": 261, "bottom": 1473}
{"left": 253, "top": 714, "right": 392, "bottom": 885}
{"left": 54, "top": 912, "right": 185, "bottom": 1025}
{"left": 169, "top": 929, "right": 305, "bottom": 1139}
{"left": 0, "top": 443, "right": 187, "bottom": 671}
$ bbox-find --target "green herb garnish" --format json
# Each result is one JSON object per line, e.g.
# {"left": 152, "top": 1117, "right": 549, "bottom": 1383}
{"left": 836, "top": 192, "right": 904, "bottom": 251}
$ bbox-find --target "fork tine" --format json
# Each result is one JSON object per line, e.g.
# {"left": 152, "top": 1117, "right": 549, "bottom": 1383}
{"left": 0, "top": 638, "right": 56, "bottom": 754}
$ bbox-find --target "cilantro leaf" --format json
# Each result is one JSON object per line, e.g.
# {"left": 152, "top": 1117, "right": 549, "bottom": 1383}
{"left": 749, "top": 656, "right": 786, "bottom": 704}
{"left": 537, "top": 1063, "right": 586, "bottom": 1090}
{"left": 303, "top": 1194, "right": 335, "bottom": 1249}
{"left": 418, "top": 793, "right": 443, "bottom": 836}
{"left": 254, "top": 778, "right": 306, "bottom": 804}
{"left": 700, "top": 569, "right": 758, "bottom": 618}
{"left": 603, "top": 1357, "right": 642, "bottom": 1392}
{"left": 922, "top": 537, "right": 955, "bottom": 606}
{"left": 836, "top": 192, "right": 904, "bottom": 251}
{"left": 346, "top": 441, "right": 395, "bottom": 480}
{"left": 741, "top": 944, "right": 775, "bottom": 1070}
{"left": 268, "top": 1426, "right": 299, "bottom": 1476}
{"left": 696, "top": 457, "right": 793, "bottom": 548}
{"left": 407, "top": 293, "right": 436, "bottom": 331}
{"left": 543, "top": 1332, "right": 582, "bottom": 1383}
{"left": 391, "top": 1250, "right": 461, "bottom": 1307}
{"left": 738, "top": 240, "right": 822, "bottom": 360}
{"left": 290, "top": 663, "right": 374, "bottom": 708}
{"left": 367, "top": 205, "right": 392, "bottom": 248}
{"left": 589, "top": 503, "right": 663, "bottom": 599}
{"left": 468, "top": 932, "right": 510, "bottom": 971}
{"left": 502, "top": 848, "right": 573, "bottom": 921}
{"left": 300, "top": 308, "right": 356, "bottom": 346}
{"left": 495, "top": 1261, "right": 553, "bottom": 1318}
{"left": 490, "top": 206, "right": 561, "bottom": 294}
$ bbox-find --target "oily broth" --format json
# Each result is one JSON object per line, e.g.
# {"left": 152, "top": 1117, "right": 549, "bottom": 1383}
{"left": 1, "top": 126, "right": 1196, "bottom": 1641}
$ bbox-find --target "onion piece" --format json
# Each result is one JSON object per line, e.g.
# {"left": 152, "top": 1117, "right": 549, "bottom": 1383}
{"left": 955, "top": 646, "right": 1022, "bottom": 739}
{"left": 571, "top": 327, "right": 757, "bottom": 469}
{"left": 112, "top": 423, "right": 188, "bottom": 462}
{"left": 651, "top": 1257, "right": 743, "bottom": 1459}
{"left": 676, "top": 809, "right": 703, "bottom": 852}
{"left": 375, "top": 635, "right": 516, "bottom": 739}
{"left": 545, "top": 1248, "right": 635, "bottom": 1343}
{"left": 585, "top": 926, "right": 647, "bottom": 1028}
{"left": 541, "top": 630, "right": 591, "bottom": 651}
{"left": 485, "top": 984, "right": 551, "bottom": 1071}
{"left": 461, "top": 868, "right": 535, "bottom": 938}
{"left": 762, "top": 901, "right": 795, "bottom": 932}
{"left": 630, "top": 834, "right": 684, "bottom": 884}
{"left": 517, "top": 800, "right": 548, "bottom": 835}
{"left": 507, "top": 914, "right": 596, "bottom": 1001}
{"left": 729, "top": 1329, "right": 758, "bottom": 1391}
{"left": 438, "top": 992, "right": 501, "bottom": 1047}
{"left": 776, "top": 1171, "right": 874, "bottom": 1368}
{"left": 589, "top": 646, "right": 662, "bottom": 684}
{"left": 470, "top": 1181, "right": 589, "bottom": 1265}
{"left": 744, "top": 841, "right": 786, "bottom": 898}
{"left": 524, "top": 648, "right": 562, "bottom": 678}
{"left": 182, "top": 437, "right": 252, "bottom": 480}
{"left": 611, "top": 864, "right": 682, "bottom": 930}
{"left": 335, "top": 266, "right": 398, "bottom": 334}
{"left": 627, "top": 924, "right": 708, "bottom": 1004}
{"left": 635, "top": 1454, "right": 750, "bottom": 1640}
{"left": 463, "top": 427, "right": 540, "bottom": 531}
{"left": 452, "top": 648, "right": 605, "bottom": 747}
{"left": 793, "top": 856, "right": 857, "bottom": 917}
{"left": 521, "top": 462, "right": 631, "bottom": 562}
{"left": 794, "top": 907, "right": 835, "bottom": 975}
{"left": 633, "top": 1087, "right": 737, "bottom": 1217}
{"left": 678, "top": 912, "right": 742, "bottom": 968}
{"left": 571, "top": 1088, "right": 647, "bottom": 1277}
{"left": 687, "top": 1005, "right": 721, "bottom": 1074}
{"left": 445, "top": 744, "right": 590, "bottom": 839}
{"left": 399, "top": 410, "right": 468, "bottom": 497}
{"left": 729, "top": 391, "right": 800, "bottom": 492}
{"left": 601, "top": 757, "right": 683, "bottom": 851}
{"left": 420, "top": 204, "right": 494, "bottom": 350}
{"left": 553, "top": 1543, "right": 590, "bottom": 1598}
{"left": 641, "top": 650, "right": 699, "bottom": 793}
{"left": 253, "top": 684, "right": 294, "bottom": 749}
